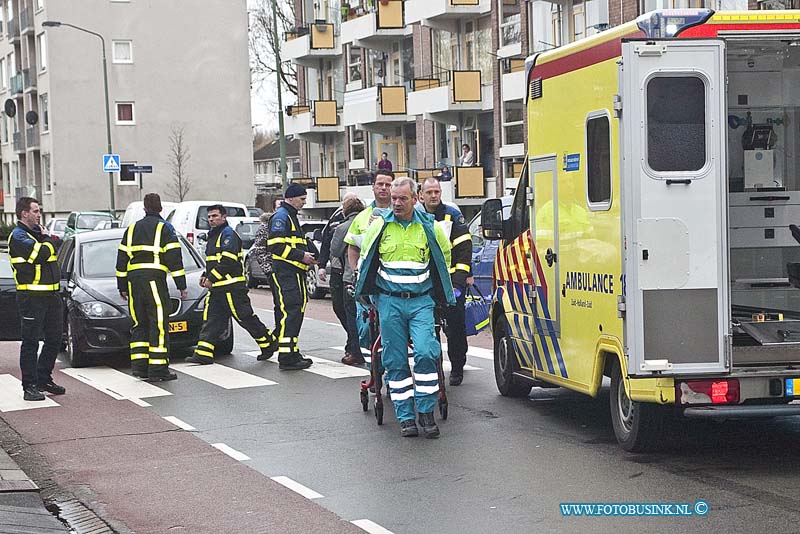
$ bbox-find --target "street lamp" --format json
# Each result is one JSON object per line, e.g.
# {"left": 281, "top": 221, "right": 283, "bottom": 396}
{"left": 42, "top": 20, "right": 115, "bottom": 213}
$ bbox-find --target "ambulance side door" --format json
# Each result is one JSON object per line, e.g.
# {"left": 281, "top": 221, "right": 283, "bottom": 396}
{"left": 620, "top": 39, "right": 729, "bottom": 376}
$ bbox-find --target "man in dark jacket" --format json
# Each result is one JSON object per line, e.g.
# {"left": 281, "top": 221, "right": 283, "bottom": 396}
{"left": 268, "top": 184, "right": 318, "bottom": 370}
{"left": 9, "top": 197, "right": 64, "bottom": 400}
{"left": 185, "top": 204, "right": 278, "bottom": 365}
{"left": 117, "top": 193, "right": 187, "bottom": 382}
{"left": 420, "top": 177, "right": 473, "bottom": 385}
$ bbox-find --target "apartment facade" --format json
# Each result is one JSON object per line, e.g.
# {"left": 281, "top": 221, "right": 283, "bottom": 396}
{"left": 283, "top": 0, "right": 779, "bottom": 217}
{"left": 0, "top": 0, "right": 253, "bottom": 221}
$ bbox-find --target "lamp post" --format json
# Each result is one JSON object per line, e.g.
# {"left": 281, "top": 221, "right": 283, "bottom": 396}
{"left": 42, "top": 20, "right": 115, "bottom": 213}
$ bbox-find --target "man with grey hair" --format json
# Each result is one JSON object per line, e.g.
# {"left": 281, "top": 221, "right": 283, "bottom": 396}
{"left": 354, "top": 177, "right": 455, "bottom": 438}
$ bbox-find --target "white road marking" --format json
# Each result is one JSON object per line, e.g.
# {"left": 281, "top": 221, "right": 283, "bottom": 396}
{"left": 270, "top": 476, "right": 323, "bottom": 499}
{"left": 0, "top": 375, "right": 60, "bottom": 412}
{"left": 60, "top": 367, "right": 172, "bottom": 401}
{"left": 325, "top": 322, "right": 341, "bottom": 327}
{"left": 352, "top": 519, "right": 395, "bottom": 534}
{"left": 129, "top": 398, "right": 151, "bottom": 407}
{"left": 244, "top": 351, "right": 369, "bottom": 378}
{"left": 255, "top": 307, "right": 273, "bottom": 314}
{"left": 163, "top": 416, "right": 196, "bottom": 431}
{"left": 212, "top": 443, "right": 250, "bottom": 461}
{"left": 171, "top": 362, "right": 277, "bottom": 389}
{"left": 331, "top": 347, "right": 480, "bottom": 371}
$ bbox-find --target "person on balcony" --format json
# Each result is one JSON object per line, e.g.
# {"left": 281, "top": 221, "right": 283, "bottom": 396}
{"left": 459, "top": 144, "right": 475, "bottom": 167}
{"left": 378, "top": 152, "right": 393, "bottom": 172}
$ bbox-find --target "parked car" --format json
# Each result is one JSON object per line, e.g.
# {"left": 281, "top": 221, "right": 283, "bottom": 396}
{"left": 64, "top": 211, "right": 115, "bottom": 238}
{"left": 0, "top": 252, "right": 20, "bottom": 340}
{"left": 46, "top": 218, "right": 68, "bottom": 240}
{"left": 303, "top": 216, "right": 337, "bottom": 299}
{"left": 167, "top": 200, "right": 248, "bottom": 252}
{"left": 120, "top": 200, "right": 179, "bottom": 228}
{"left": 470, "top": 196, "right": 513, "bottom": 298}
{"left": 93, "top": 220, "right": 121, "bottom": 230}
{"left": 56, "top": 228, "right": 232, "bottom": 367}
{"left": 247, "top": 206, "right": 264, "bottom": 217}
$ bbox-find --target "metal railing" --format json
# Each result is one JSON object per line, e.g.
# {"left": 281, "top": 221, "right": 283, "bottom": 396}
{"left": 19, "top": 8, "right": 31, "bottom": 32}
{"left": 22, "top": 68, "right": 36, "bottom": 91}
{"left": 26, "top": 125, "right": 39, "bottom": 148}
{"left": 10, "top": 73, "right": 23, "bottom": 95}
{"left": 7, "top": 20, "right": 19, "bottom": 40}
{"left": 12, "top": 131, "right": 23, "bottom": 152}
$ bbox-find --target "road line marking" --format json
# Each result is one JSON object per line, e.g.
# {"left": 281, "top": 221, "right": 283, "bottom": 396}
{"left": 331, "top": 347, "right": 480, "bottom": 371}
{"left": 270, "top": 476, "right": 323, "bottom": 499}
{"left": 255, "top": 307, "right": 274, "bottom": 314}
{"left": 163, "top": 416, "right": 196, "bottom": 431}
{"left": 0, "top": 375, "right": 60, "bottom": 412}
{"left": 212, "top": 443, "right": 250, "bottom": 461}
{"left": 244, "top": 351, "right": 369, "bottom": 379}
{"left": 171, "top": 362, "right": 277, "bottom": 389}
{"left": 324, "top": 322, "right": 341, "bottom": 327}
{"left": 129, "top": 398, "right": 151, "bottom": 407}
{"left": 59, "top": 367, "right": 172, "bottom": 401}
{"left": 352, "top": 519, "right": 395, "bottom": 534}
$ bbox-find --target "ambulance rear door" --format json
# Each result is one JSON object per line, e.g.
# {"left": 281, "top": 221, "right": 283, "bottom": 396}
{"left": 620, "top": 39, "right": 730, "bottom": 376}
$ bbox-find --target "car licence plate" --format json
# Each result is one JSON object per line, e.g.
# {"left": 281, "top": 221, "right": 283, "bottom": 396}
{"left": 785, "top": 378, "right": 800, "bottom": 396}
{"left": 169, "top": 321, "right": 188, "bottom": 333}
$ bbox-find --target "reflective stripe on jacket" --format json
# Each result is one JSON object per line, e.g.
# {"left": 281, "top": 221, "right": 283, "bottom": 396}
{"left": 116, "top": 213, "right": 187, "bottom": 292}
{"left": 203, "top": 222, "right": 246, "bottom": 289}
{"left": 267, "top": 202, "right": 311, "bottom": 272}
{"left": 8, "top": 222, "right": 59, "bottom": 292}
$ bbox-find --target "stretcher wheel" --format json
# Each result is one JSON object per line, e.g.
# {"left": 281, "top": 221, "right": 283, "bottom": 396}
{"left": 375, "top": 402, "right": 384, "bottom": 425}
{"left": 360, "top": 389, "right": 369, "bottom": 412}
{"left": 439, "top": 396, "right": 448, "bottom": 420}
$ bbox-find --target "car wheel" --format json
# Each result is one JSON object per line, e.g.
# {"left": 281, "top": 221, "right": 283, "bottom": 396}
{"left": 215, "top": 321, "right": 234, "bottom": 356}
{"left": 609, "top": 358, "right": 671, "bottom": 452}
{"left": 306, "top": 268, "right": 326, "bottom": 299}
{"left": 245, "top": 261, "right": 257, "bottom": 289}
{"left": 493, "top": 316, "right": 532, "bottom": 398}
{"left": 66, "top": 317, "right": 90, "bottom": 368}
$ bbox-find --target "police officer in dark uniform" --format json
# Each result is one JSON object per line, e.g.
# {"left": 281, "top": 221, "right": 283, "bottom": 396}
{"left": 420, "top": 177, "right": 473, "bottom": 385}
{"left": 185, "top": 204, "right": 278, "bottom": 364}
{"left": 9, "top": 197, "right": 64, "bottom": 401}
{"left": 268, "top": 183, "right": 318, "bottom": 370}
{"left": 116, "top": 193, "right": 187, "bottom": 382}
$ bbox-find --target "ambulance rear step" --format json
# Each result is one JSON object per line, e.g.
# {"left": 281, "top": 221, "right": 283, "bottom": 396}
{"left": 684, "top": 404, "right": 800, "bottom": 419}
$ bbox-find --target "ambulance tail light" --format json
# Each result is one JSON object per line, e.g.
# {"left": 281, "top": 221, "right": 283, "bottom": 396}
{"left": 186, "top": 232, "right": 194, "bottom": 244}
{"left": 677, "top": 379, "right": 740, "bottom": 405}
{"left": 635, "top": 9, "right": 713, "bottom": 38}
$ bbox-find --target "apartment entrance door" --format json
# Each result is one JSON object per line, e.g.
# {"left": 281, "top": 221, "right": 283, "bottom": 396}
{"left": 377, "top": 139, "right": 403, "bottom": 171}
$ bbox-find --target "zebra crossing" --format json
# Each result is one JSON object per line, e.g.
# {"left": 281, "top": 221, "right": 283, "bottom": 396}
{"left": 0, "top": 343, "right": 488, "bottom": 412}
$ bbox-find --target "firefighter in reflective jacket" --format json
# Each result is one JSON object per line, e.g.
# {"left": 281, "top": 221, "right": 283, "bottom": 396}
{"left": 268, "top": 183, "right": 318, "bottom": 370}
{"left": 9, "top": 197, "right": 65, "bottom": 401}
{"left": 355, "top": 178, "right": 455, "bottom": 438}
{"left": 420, "top": 177, "right": 472, "bottom": 386}
{"left": 116, "top": 193, "right": 187, "bottom": 382}
{"left": 186, "top": 204, "right": 278, "bottom": 365}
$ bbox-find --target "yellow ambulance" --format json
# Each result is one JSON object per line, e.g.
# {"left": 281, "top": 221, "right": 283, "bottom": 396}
{"left": 481, "top": 9, "right": 800, "bottom": 451}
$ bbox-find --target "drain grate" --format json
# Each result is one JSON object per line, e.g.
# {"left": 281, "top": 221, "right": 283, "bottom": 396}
{"left": 47, "top": 499, "right": 116, "bottom": 534}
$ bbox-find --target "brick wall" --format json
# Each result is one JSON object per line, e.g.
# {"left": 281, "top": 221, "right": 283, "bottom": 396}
{"left": 609, "top": 0, "right": 639, "bottom": 28}
{"left": 413, "top": 24, "right": 436, "bottom": 168}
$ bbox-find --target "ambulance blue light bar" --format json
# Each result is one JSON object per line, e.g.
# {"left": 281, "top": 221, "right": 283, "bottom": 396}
{"left": 636, "top": 9, "right": 714, "bottom": 38}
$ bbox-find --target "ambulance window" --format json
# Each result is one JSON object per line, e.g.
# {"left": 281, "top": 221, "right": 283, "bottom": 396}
{"left": 509, "top": 167, "right": 529, "bottom": 238}
{"left": 646, "top": 76, "right": 706, "bottom": 173}
{"left": 586, "top": 113, "right": 611, "bottom": 209}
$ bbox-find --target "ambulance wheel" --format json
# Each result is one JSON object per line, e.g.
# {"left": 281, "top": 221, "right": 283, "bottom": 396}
{"left": 375, "top": 402, "right": 384, "bottom": 425}
{"left": 609, "top": 359, "right": 669, "bottom": 452}
{"left": 494, "top": 317, "right": 532, "bottom": 398}
{"left": 360, "top": 389, "right": 369, "bottom": 412}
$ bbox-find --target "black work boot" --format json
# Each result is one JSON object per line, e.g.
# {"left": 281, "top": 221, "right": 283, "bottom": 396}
{"left": 257, "top": 337, "right": 279, "bottom": 361}
{"left": 145, "top": 370, "right": 178, "bottom": 382}
{"left": 449, "top": 368, "right": 464, "bottom": 386}
{"left": 279, "top": 356, "right": 312, "bottom": 370}
{"left": 400, "top": 420, "right": 419, "bottom": 438}
{"left": 418, "top": 412, "right": 440, "bottom": 439}
{"left": 37, "top": 381, "right": 66, "bottom": 395}
{"left": 185, "top": 354, "right": 213, "bottom": 365}
{"left": 131, "top": 362, "right": 148, "bottom": 379}
{"left": 23, "top": 385, "right": 45, "bottom": 402}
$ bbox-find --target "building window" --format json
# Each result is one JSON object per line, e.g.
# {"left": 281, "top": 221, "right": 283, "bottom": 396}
{"left": 647, "top": 76, "right": 706, "bottom": 173}
{"left": 2, "top": 163, "right": 9, "bottom": 195}
{"left": 572, "top": 0, "right": 586, "bottom": 41}
{"left": 36, "top": 0, "right": 44, "bottom": 11}
{"left": 0, "top": 58, "right": 5, "bottom": 90}
{"left": 350, "top": 127, "right": 365, "bottom": 161}
{"left": 37, "top": 33, "right": 47, "bottom": 72}
{"left": 0, "top": 112, "right": 6, "bottom": 144}
{"left": 39, "top": 93, "right": 48, "bottom": 131}
{"left": 586, "top": 113, "right": 611, "bottom": 209}
{"left": 11, "top": 160, "right": 19, "bottom": 190}
{"left": 347, "top": 45, "right": 361, "bottom": 83}
{"left": 116, "top": 102, "right": 135, "bottom": 124}
{"left": 42, "top": 153, "right": 51, "bottom": 192}
{"left": 119, "top": 162, "right": 138, "bottom": 185}
{"left": 112, "top": 40, "right": 133, "bottom": 63}
{"left": 502, "top": 100, "right": 524, "bottom": 146}
{"left": 500, "top": 0, "right": 521, "bottom": 47}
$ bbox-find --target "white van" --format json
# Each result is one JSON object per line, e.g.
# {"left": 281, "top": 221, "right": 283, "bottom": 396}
{"left": 166, "top": 200, "right": 248, "bottom": 250}
{"left": 120, "top": 201, "right": 179, "bottom": 228}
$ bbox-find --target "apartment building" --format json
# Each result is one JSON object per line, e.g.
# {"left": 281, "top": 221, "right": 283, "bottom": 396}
{"left": 253, "top": 138, "right": 301, "bottom": 192}
{"left": 0, "top": 0, "right": 253, "bottom": 221}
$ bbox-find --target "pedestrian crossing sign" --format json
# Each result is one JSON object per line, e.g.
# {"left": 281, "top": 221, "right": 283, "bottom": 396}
{"left": 103, "top": 154, "right": 120, "bottom": 173}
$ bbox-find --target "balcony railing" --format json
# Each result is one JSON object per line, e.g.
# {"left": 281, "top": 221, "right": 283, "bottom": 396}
{"left": 26, "top": 125, "right": 39, "bottom": 149}
{"left": 20, "top": 8, "right": 32, "bottom": 33}
{"left": 12, "top": 131, "right": 24, "bottom": 152}
{"left": 7, "top": 20, "right": 19, "bottom": 40}
{"left": 22, "top": 69, "right": 36, "bottom": 91}
{"left": 412, "top": 70, "right": 481, "bottom": 102}
{"left": 10, "top": 73, "right": 23, "bottom": 95}
{"left": 310, "top": 23, "right": 335, "bottom": 50}
{"left": 313, "top": 100, "right": 338, "bottom": 126}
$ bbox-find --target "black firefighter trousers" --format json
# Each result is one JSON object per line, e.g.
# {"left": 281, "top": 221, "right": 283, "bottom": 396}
{"left": 128, "top": 275, "right": 173, "bottom": 377}
{"left": 192, "top": 285, "right": 275, "bottom": 363}
{"left": 17, "top": 292, "right": 62, "bottom": 389}
{"left": 270, "top": 265, "right": 308, "bottom": 364}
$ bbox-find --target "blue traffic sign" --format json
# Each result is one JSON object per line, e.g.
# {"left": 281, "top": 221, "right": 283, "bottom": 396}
{"left": 103, "top": 154, "right": 121, "bottom": 173}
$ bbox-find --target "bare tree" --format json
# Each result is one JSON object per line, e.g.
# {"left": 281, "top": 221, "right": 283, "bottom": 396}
{"left": 250, "top": 0, "right": 298, "bottom": 96}
{"left": 167, "top": 125, "right": 191, "bottom": 201}
{"left": 253, "top": 128, "right": 278, "bottom": 150}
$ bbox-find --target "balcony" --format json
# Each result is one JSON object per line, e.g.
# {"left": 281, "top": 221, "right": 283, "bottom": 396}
{"left": 343, "top": 86, "right": 412, "bottom": 132}
{"left": 20, "top": 8, "right": 33, "bottom": 35}
{"left": 12, "top": 131, "right": 24, "bottom": 153}
{"left": 284, "top": 100, "right": 343, "bottom": 143}
{"left": 7, "top": 20, "right": 19, "bottom": 42}
{"left": 341, "top": 0, "right": 406, "bottom": 52}
{"left": 405, "top": 0, "right": 490, "bottom": 30}
{"left": 282, "top": 23, "right": 341, "bottom": 68}
{"left": 22, "top": 68, "right": 37, "bottom": 93}
{"left": 10, "top": 73, "right": 23, "bottom": 96}
{"left": 26, "top": 125, "right": 39, "bottom": 150}
{"left": 407, "top": 70, "right": 491, "bottom": 123}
